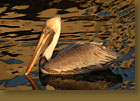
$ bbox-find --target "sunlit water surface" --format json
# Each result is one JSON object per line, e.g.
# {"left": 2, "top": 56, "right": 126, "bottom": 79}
{"left": 0, "top": 0, "right": 135, "bottom": 90}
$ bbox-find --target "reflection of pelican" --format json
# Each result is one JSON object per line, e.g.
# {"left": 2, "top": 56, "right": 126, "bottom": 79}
{"left": 25, "top": 69, "right": 122, "bottom": 90}
{"left": 25, "top": 16, "right": 118, "bottom": 75}
{"left": 40, "top": 69, "right": 122, "bottom": 90}
{"left": 25, "top": 75, "right": 42, "bottom": 90}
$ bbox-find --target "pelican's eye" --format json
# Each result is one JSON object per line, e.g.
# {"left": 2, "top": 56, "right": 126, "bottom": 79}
{"left": 43, "top": 28, "right": 54, "bottom": 35}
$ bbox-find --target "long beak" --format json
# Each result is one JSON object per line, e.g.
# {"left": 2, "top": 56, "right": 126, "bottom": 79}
{"left": 25, "top": 28, "right": 54, "bottom": 75}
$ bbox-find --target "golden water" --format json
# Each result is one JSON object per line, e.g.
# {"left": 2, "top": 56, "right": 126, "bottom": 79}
{"left": 0, "top": 0, "right": 135, "bottom": 90}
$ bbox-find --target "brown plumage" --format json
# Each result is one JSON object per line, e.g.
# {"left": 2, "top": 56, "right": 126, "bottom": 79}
{"left": 40, "top": 41, "right": 118, "bottom": 75}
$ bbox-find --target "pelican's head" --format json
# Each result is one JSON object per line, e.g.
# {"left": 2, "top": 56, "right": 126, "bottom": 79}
{"left": 25, "top": 16, "right": 61, "bottom": 75}
{"left": 44, "top": 16, "right": 61, "bottom": 33}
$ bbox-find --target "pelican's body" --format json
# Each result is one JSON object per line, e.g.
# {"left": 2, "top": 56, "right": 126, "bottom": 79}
{"left": 25, "top": 16, "right": 118, "bottom": 75}
{"left": 40, "top": 41, "right": 118, "bottom": 75}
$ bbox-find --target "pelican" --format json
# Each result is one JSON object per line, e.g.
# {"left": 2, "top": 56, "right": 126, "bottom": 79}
{"left": 25, "top": 16, "right": 118, "bottom": 75}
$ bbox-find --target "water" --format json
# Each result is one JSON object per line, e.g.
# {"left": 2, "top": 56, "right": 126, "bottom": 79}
{"left": 0, "top": 0, "right": 135, "bottom": 90}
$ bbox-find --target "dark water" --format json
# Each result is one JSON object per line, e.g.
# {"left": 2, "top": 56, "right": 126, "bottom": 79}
{"left": 0, "top": 0, "right": 135, "bottom": 90}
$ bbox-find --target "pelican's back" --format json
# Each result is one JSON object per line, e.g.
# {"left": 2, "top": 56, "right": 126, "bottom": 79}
{"left": 40, "top": 42, "right": 118, "bottom": 75}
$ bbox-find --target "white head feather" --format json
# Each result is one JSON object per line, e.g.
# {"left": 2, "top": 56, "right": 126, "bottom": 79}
{"left": 43, "top": 16, "right": 61, "bottom": 60}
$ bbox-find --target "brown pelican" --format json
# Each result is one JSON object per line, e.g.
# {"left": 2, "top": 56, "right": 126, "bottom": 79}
{"left": 25, "top": 16, "right": 118, "bottom": 75}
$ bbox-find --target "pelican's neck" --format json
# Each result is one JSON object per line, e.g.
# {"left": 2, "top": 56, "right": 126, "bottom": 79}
{"left": 43, "top": 31, "right": 60, "bottom": 61}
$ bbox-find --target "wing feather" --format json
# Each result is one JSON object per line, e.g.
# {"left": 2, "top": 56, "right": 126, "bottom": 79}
{"left": 41, "top": 41, "right": 118, "bottom": 74}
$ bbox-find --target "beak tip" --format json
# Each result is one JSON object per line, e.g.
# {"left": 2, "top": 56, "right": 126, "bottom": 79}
{"left": 25, "top": 72, "right": 29, "bottom": 76}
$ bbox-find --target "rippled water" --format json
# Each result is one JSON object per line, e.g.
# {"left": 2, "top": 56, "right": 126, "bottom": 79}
{"left": 0, "top": 0, "right": 135, "bottom": 90}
